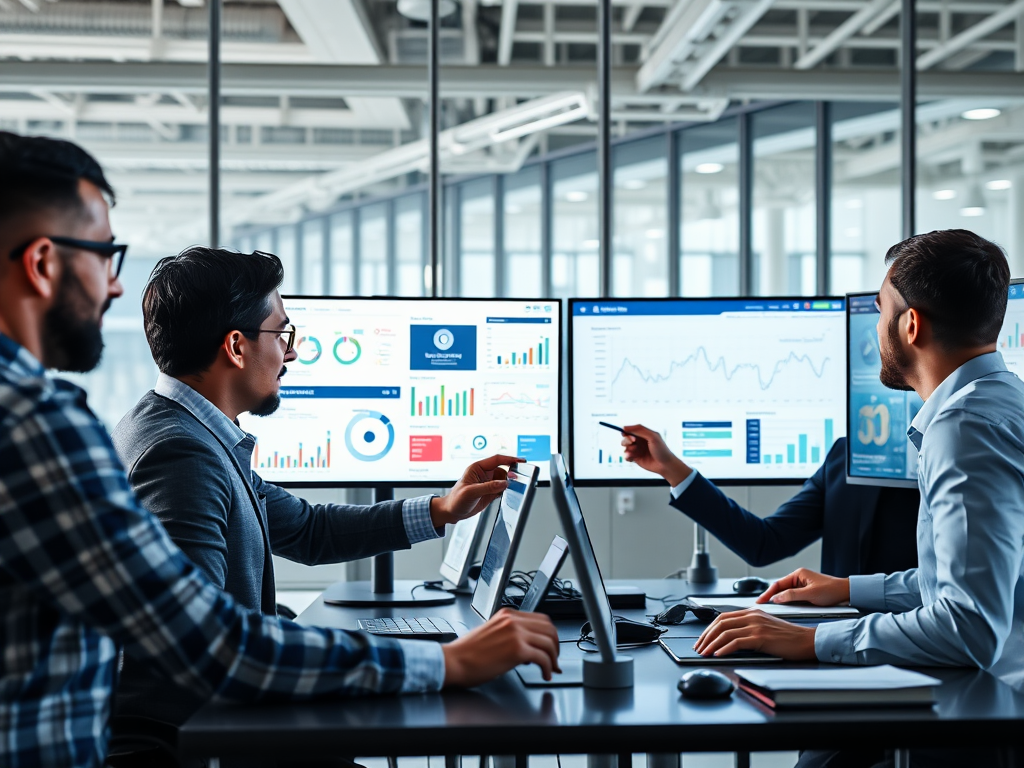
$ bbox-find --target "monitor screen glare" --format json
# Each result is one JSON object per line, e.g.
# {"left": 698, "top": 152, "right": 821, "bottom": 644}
{"left": 571, "top": 298, "right": 847, "bottom": 483}
{"left": 238, "top": 298, "right": 561, "bottom": 485}
{"left": 846, "top": 293, "right": 923, "bottom": 486}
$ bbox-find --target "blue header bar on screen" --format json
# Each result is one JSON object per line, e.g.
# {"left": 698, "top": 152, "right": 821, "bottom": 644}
{"left": 281, "top": 387, "right": 402, "bottom": 399}
{"left": 572, "top": 298, "right": 845, "bottom": 317}
{"left": 486, "top": 317, "right": 553, "bottom": 324}
{"left": 1009, "top": 283, "right": 1024, "bottom": 301}
{"left": 849, "top": 294, "right": 879, "bottom": 315}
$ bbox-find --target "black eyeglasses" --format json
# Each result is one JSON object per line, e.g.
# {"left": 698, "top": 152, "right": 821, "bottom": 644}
{"left": 9, "top": 236, "right": 129, "bottom": 278}
{"left": 238, "top": 323, "right": 297, "bottom": 352}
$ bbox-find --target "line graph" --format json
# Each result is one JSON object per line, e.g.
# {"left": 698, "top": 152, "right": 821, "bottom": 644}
{"left": 485, "top": 384, "right": 553, "bottom": 419}
{"left": 609, "top": 346, "right": 832, "bottom": 400}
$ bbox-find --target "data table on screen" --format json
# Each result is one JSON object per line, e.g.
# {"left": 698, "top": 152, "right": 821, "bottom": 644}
{"left": 238, "top": 298, "right": 561, "bottom": 485}
{"left": 571, "top": 297, "right": 847, "bottom": 483}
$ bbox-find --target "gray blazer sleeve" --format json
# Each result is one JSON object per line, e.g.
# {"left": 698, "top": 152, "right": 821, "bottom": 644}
{"left": 127, "top": 435, "right": 234, "bottom": 589}
{"left": 254, "top": 473, "right": 412, "bottom": 565}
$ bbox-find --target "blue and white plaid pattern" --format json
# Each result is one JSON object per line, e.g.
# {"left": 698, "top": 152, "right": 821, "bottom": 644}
{"left": 155, "top": 373, "right": 443, "bottom": 545}
{"left": 0, "top": 334, "right": 443, "bottom": 768}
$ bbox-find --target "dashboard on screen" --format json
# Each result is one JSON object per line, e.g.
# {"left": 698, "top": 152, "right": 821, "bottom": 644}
{"left": 998, "top": 278, "right": 1024, "bottom": 377}
{"left": 238, "top": 297, "right": 561, "bottom": 486}
{"left": 846, "top": 292, "right": 923, "bottom": 488}
{"left": 570, "top": 297, "right": 847, "bottom": 485}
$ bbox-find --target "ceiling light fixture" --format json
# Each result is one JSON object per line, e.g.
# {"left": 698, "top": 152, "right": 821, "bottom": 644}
{"left": 622, "top": 179, "right": 647, "bottom": 190}
{"left": 566, "top": 191, "right": 588, "bottom": 203}
{"left": 986, "top": 179, "right": 1012, "bottom": 191}
{"left": 959, "top": 184, "right": 986, "bottom": 217}
{"left": 961, "top": 108, "right": 1001, "bottom": 121}
{"left": 933, "top": 189, "right": 956, "bottom": 200}
{"left": 397, "top": 0, "right": 457, "bottom": 21}
{"left": 695, "top": 162, "right": 724, "bottom": 174}
{"left": 582, "top": 239, "right": 600, "bottom": 249}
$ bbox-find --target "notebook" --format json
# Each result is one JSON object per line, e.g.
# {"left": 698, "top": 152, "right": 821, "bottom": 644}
{"left": 735, "top": 665, "right": 941, "bottom": 709}
{"left": 691, "top": 596, "right": 861, "bottom": 619}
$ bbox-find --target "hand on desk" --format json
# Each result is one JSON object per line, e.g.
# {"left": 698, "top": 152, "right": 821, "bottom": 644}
{"left": 430, "top": 454, "right": 524, "bottom": 527}
{"left": 693, "top": 609, "right": 817, "bottom": 661}
{"left": 442, "top": 608, "right": 561, "bottom": 688}
{"left": 621, "top": 425, "right": 693, "bottom": 488}
{"left": 756, "top": 568, "right": 851, "bottom": 607}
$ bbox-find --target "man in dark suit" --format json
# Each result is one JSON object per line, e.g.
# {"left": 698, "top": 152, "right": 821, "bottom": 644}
{"left": 111, "top": 247, "right": 546, "bottom": 740}
{"left": 621, "top": 426, "right": 919, "bottom": 577}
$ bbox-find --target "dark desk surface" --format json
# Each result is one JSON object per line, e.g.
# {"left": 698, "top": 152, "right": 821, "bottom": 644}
{"left": 179, "top": 579, "right": 1024, "bottom": 761}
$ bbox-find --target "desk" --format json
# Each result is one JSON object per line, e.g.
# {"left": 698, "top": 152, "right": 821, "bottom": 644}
{"left": 179, "top": 579, "right": 1024, "bottom": 764}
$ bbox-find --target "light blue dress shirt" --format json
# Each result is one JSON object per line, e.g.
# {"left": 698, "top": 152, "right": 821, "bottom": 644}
{"left": 815, "top": 352, "right": 1024, "bottom": 690}
{"left": 155, "top": 373, "right": 446, "bottom": 691}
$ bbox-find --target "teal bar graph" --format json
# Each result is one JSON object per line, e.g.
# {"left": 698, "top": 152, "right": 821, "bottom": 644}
{"left": 787, "top": 445, "right": 795, "bottom": 463}
{"left": 825, "top": 418, "right": 834, "bottom": 449}
{"left": 812, "top": 446, "right": 820, "bottom": 463}
{"left": 764, "top": 456, "right": 772, "bottom": 464}
{"left": 776, "top": 454, "right": 783, "bottom": 463}
{"left": 799, "top": 434, "right": 808, "bottom": 463}
{"left": 683, "top": 449, "right": 733, "bottom": 458}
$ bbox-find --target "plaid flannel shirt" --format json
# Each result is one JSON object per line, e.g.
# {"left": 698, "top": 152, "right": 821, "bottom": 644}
{"left": 0, "top": 333, "right": 444, "bottom": 768}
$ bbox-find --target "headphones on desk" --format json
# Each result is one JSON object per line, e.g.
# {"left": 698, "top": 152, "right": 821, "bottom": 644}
{"left": 577, "top": 616, "right": 666, "bottom": 651}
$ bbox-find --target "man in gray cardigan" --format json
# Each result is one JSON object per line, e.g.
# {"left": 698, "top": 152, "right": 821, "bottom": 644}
{"left": 112, "top": 247, "right": 536, "bottom": 734}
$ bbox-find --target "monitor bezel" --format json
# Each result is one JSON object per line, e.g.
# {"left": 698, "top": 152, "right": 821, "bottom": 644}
{"left": 845, "top": 289, "right": 917, "bottom": 489}
{"left": 567, "top": 295, "right": 848, "bottom": 487}
{"left": 549, "top": 453, "right": 618, "bottom": 663}
{"left": 257, "top": 295, "right": 562, "bottom": 488}
{"left": 438, "top": 504, "right": 491, "bottom": 588}
{"left": 470, "top": 462, "right": 541, "bottom": 621}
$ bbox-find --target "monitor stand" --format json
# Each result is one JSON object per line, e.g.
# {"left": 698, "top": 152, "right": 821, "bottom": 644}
{"left": 686, "top": 523, "right": 718, "bottom": 584}
{"left": 321, "top": 486, "right": 456, "bottom": 608}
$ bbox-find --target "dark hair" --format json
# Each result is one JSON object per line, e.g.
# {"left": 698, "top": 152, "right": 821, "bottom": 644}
{"left": 143, "top": 247, "right": 285, "bottom": 377}
{"left": 884, "top": 229, "right": 1010, "bottom": 350}
{"left": 0, "top": 131, "right": 115, "bottom": 234}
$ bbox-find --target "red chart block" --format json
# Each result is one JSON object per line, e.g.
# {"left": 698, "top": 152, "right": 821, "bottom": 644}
{"left": 410, "top": 435, "right": 443, "bottom": 462}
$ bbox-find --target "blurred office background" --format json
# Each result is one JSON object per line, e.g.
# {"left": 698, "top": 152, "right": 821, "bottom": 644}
{"left": 4, "top": 0, "right": 1024, "bottom": 590}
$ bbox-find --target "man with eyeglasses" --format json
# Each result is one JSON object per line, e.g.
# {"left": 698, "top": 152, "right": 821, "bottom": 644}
{"left": 0, "top": 131, "right": 560, "bottom": 768}
{"left": 110, "top": 246, "right": 545, "bottom": 754}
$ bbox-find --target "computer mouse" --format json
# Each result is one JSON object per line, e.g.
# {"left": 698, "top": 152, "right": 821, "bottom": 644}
{"left": 678, "top": 669, "right": 736, "bottom": 700}
{"left": 733, "top": 576, "right": 771, "bottom": 596}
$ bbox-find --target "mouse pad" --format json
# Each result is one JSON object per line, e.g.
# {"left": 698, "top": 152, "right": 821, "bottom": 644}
{"left": 659, "top": 637, "right": 782, "bottom": 665}
{"left": 515, "top": 659, "right": 584, "bottom": 686}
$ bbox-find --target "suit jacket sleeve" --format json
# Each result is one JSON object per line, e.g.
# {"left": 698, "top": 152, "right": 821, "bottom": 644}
{"left": 257, "top": 473, "right": 412, "bottom": 565}
{"left": 127, "top": 435, "right": 234, "bottom": 589}
{"left": 669, "top": 465, "right": 827, "bottom": 568}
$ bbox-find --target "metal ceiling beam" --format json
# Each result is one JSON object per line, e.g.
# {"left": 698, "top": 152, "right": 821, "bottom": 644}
{"left": 498, "top": 0, "right": 519, "bottom": 65}
{"left": 3, "top": 60, "right": 1024, "bottom": 102}
{"left": 917, "top": 0, "right": 1024, "bottom": 69}
{"left": 794, "top": 0, "right": 893, "bottom": 69}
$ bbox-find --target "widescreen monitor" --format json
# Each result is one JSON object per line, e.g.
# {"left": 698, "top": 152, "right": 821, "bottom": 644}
{"left": 237, "top": 297, "right": 561, "bottom": 486}
{"left": 845, "top": 292, "right": 923, "bottom": 488}
{"left": 998, "top": 278, "right": 1024, "bottom": 377}
{"left": 570, "top": 297, "right": 847, "bottom": 485}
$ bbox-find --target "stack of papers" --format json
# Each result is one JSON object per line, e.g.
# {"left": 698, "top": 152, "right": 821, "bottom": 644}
{"left": 691, "top": 596, "right": 861, "bottom": 619}
{"left": 735, "top": 665, "right": 941, "bottom": 709}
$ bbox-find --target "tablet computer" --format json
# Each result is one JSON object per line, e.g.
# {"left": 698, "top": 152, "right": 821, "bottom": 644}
{"left": 659, "top": 637, "right": 782, "bottom": 665}
{"left": 439, "top": 506, "right": 490, "bottom": 590}
{"left": 519, "top": 535, "right": 569, "bottom": 613}
{"left": 471, "top": 462, "right": 540, "bottom": 620}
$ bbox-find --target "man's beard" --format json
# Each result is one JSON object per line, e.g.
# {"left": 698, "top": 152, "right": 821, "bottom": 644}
{"left": 251, "top": 365, "right": 287, "bottom": 417}
{"left": 879, "top": 312, "right": 913, "bottom": 391}
{"left": 42, "top": 268, "right": 107, "bottom": 373}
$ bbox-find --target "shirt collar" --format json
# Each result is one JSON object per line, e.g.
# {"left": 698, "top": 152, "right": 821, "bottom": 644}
{"left": 155, "top": 372, "right": 248, "bottom": 449}
{"left": 0, "top": 331, "right": 48, "bottom": 380}
{"left": 907, "top": 350, "right": 1008, "bottom": 449}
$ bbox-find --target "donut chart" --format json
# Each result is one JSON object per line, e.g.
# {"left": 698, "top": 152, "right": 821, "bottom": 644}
{"left": 296, "top": 335, "right": 322, "bottom": 365}
{"left": 344, "top": 410, "right": 395, "bottom": 462}
{"left": 333, "top": 336, "right": 362, "bottom": 365}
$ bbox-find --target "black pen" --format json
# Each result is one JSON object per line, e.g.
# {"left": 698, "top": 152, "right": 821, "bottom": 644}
{"left": 598, "top": 421, "right": 639, "bottom": 438}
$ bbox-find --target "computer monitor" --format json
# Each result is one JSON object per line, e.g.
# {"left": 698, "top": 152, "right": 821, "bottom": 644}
{"left": 998, "top": 278, "right": 1024, "bottom": 377}
{"left": 845, "top": 292, "right": 923, "bottom": 488}
{"left": 438, "top": 505, "right": 491, "bottom": 590}
{"left": 471, "top": 463, "right": 540, "bottom": 620}
{"left": 237, "top": 297, "right": 561, "bottom": 486}
{"left": 549, "top": 453, "right": 617, "bottom": 663}
{"left": 570, "top": 297, "right": 847, "bottom": 485}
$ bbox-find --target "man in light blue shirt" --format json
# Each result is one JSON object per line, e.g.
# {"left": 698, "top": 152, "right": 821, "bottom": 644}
{"left": 695, "top": 228, "right": 1022, "bottom": 678}
{"left": 695, "top": 228, "right": 1021, "bottom": 765}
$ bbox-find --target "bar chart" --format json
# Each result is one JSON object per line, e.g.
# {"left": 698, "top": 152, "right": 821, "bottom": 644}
{"left": 493, "top": 336, "right": 551, "bottom": 367}
{"left": 253, "top": 431, "right": 331, "bottom": 470}
{"left": 411, "top": 385, "right": 476, "bottom": 417}
{"left": 746, "top": 417, "right": 834, "bottom": 466}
